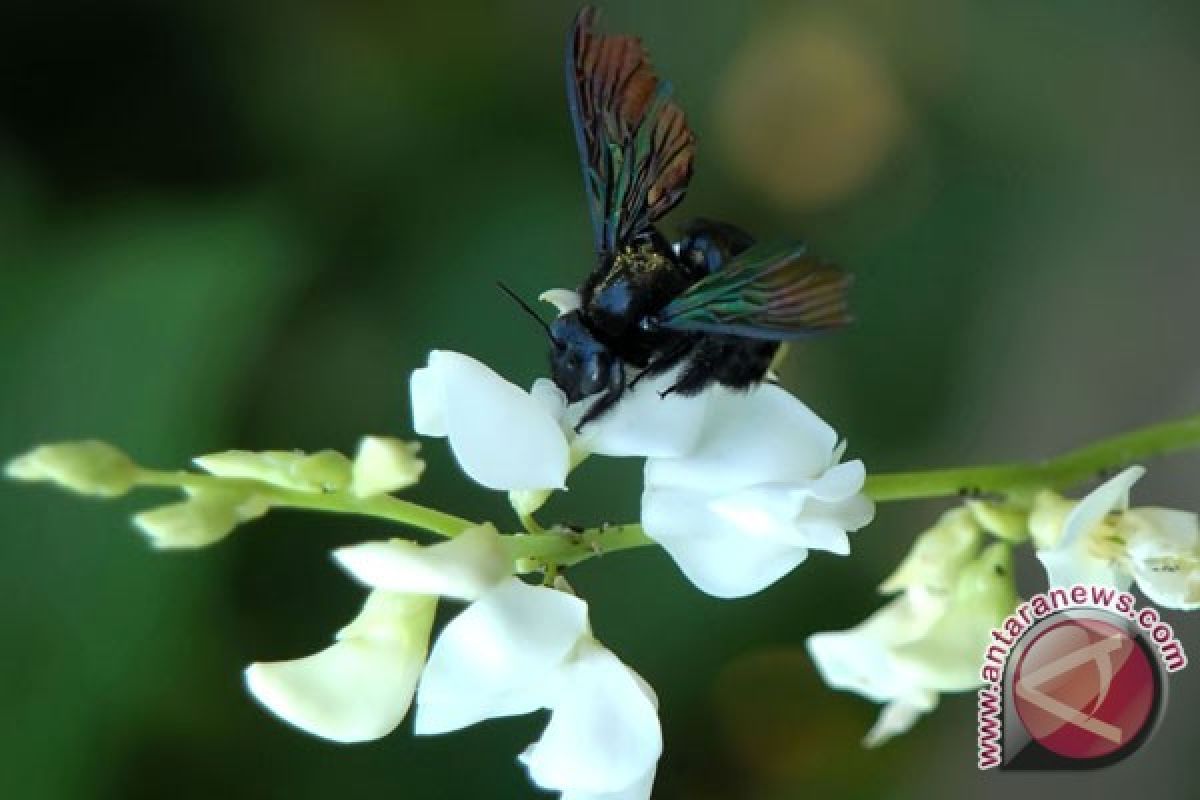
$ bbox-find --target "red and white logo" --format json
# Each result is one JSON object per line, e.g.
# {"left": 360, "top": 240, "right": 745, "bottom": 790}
{"left": 977, "top": 586, "right": 1184, "bottom": 770}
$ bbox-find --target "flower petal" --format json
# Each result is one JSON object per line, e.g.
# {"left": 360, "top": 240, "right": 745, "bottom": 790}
{"left": 570, "top": 368, "right": 714, "bottom": 458}
{"left": 1125, "top": 508, "right": 1200, "bottom": 610}
{"left": 334, "top": 524, "right": 511, "bottom": 601}
{"left": 414, "top": 578, "right": 588, "bottom": 735}
{"left": 1059, "top": 466, "right": 1145, "bottom": 548}
{"left": 244, "top": 592, "right": 435, "bottom": 743}
{"left": 642, "top": 486, "right": 809, "bottom": 598}
{"left": 1036, "top": 546, "right": 1131, "bottom": 591}
{"left": 410, "top": 366, "right": 447, "bottom": 436}
{"left": 559, "top": 768, "right": 657, "bottom": 800}
{"left": 807, "top": 595, "right": 938, "bottom": 704}
{"left": 644, "top": 384, "right": 839, "bottom": 492}
{"left": 893, "top": 543, "right": 1017, "bottom": 692}
{"left": 540, "top": 288, "right": 583, "bottom": 316}
{"left": 411, "top": 351, "right": 570, "bottom": 490}
{"left": 863, "top": 693, "right": 938, "bottom": 748}
{"left": 520, "top": 640, "right": 661, "bottom": 795}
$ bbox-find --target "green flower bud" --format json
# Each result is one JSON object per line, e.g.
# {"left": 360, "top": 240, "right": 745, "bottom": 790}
{"left": 351, "top": 437, "right": 424, "bottom": 497}
{"left": 293, "top": 450, "right": 354, "bottom": 492}
{"left": 892, "top": 542, "right": 1017, "bottom": 692}
{"left": 134, "top": 489, "right": 268, "bottom": 549}
{"left": 6, "top": 440, "right": 138, "bottom": 497}
{"left": 1028, "top": 490, "right": 1075, "bottom": 550}
{"left": 194, "top": 449, "right": 352, "bottom": 493}
{"left": 509, "top": 488, "right": 553, "bottom": 518}
{"left": 967, "top": 500, "right": 1030, "bottom": 543}
{"left": 880, "top": 508, "right": 983, "bottom": 597}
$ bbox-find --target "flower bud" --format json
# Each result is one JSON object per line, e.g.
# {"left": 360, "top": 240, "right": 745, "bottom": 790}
{"left": 1028, "top": 490, "right": 1075, "bottom": 550}
{"left": 510, "top": 488, "right": 553, "bottom": 518}
{"left": 134, "top": 489, "right": 268, "bottom": 549}
{"left": 6, "top": 440, "right": 138, "bottom": 497}
{"left": 879, "top": 508, "right": 982, "bottom": 598}
{"left": 351, "top": 437, "right": 424, "bottom": 497}
{"left": 967, "top": 501, "right": 1029, "bottom": 543}
{"left": 194, "top": 449, "right": 352, "bottom": 493}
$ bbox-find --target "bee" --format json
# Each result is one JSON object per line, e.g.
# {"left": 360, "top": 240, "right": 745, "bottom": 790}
{"left": 532, "top": 7, "right": 852, "bottom": 428}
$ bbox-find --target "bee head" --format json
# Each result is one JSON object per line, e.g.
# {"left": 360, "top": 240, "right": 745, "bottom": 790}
{"left": 549, "top": 312, "right": 616, "bottom": 402}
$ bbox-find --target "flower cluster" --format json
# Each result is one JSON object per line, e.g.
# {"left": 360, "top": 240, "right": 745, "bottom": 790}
{"left": 249, "top": 524, "right": 660, "bottom": 799}
{"left": 14, "top": 337, "right": 1200, "bottom": 780}
{"left": 808, "top": 464, "right": 1200, "bottom": 745}
{"left": 9, "top": 346, "right": 872, "bottom": 798}
{"left": 808, "top": 508, "right": 1016, "bottom": 745}
{"left": 413, "top": 349, "right": 874, "bottom": 598}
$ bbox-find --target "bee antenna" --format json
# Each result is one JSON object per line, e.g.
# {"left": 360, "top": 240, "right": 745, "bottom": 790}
{"left": 496, "top": 282, "right": 562, "bottom": 348}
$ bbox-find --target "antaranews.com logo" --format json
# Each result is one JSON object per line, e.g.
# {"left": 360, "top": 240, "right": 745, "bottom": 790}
{"left": 978, "top": 584, "right": 1187, "bottom": 770}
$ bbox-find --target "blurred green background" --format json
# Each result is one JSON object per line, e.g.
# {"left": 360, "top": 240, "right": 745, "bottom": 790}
{"left": 3, "top": 0, "right": 1200, "bottom": 798}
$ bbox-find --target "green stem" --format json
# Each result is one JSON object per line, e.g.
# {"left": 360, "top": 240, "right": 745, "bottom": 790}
{"left": 864, "top": 411, "right": 1200, "bottom": 502}
{"left": 507, "top": 410, "right": 1200, "bottom": 567}
{"left": 506, "top": 524, "right": 653, "bottom": 567}
{"left": 135, "top": 469, "right": 474, "bottom": 538}
{"left": 129, "top": 410, "right": 1200, "bottom": 569}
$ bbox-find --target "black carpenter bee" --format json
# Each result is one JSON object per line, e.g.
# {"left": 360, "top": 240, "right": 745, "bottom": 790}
{"left": 523, "top": 7, "right": 852, "bottom": 428}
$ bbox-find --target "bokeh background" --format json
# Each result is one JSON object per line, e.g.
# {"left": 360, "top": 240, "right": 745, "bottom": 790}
{"left": 3, "top": 0, "right": 1200, "bottom": 798}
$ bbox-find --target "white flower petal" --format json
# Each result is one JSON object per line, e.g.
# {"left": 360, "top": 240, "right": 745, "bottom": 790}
{"left": 642, "top": 486, "right": 809, "bottom": 598}
{"left": 863, "top": 693, "right": 938, "bottom": 748}
{"left": 334, "top": 524, "right": 511, "bottom": 600}
{"left": 411, "top": 351, "right": 569, "bottom": 490}
{"left": 559, "top": 768, "right": 657, "bottom": 800}
{"left": 1036, "top": 546, "right": 1131, "bottom": 591}
{"left": 1132, "top": 561, "right": 1200, "bottom": 611}
{"left": 644, "top": 384, "right": 839, "bottom": 492}
{"left": 806, "top": 459, "right": 868, "bottom": 502}
{"left": 245, "top": 592, "right": 435, "bottom": 743}
{"left": 1059, "top": 466, "right": 1145, "bottom": 548}
{"left": 415, "top": 578, "right": 588, "bottom": 735}
{"left": 410, "top": 366, "right": 447, "bottom": 437}
{"left": 807, "top": 596, "right": 938, "bottom": 704}
{"left": 1125, "top": 508, "right": 1200, "bottom": 610}
{"left": 530, "top": 378, "right": 570, "bottom": 422}
{"left": 521, "top": 640, "right": 661, "bottom": 795}
{"left": 540, "top": 288, "right": 582, "bottom": 316}
{"left": 570, "top": 368, "right": 714, "bottom": 458}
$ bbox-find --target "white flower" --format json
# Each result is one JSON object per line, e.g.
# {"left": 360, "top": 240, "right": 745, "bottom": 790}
{"left": 410, "top": 349, "right": 717, "bottom": 496}
{"left": 808, "top": 542, "right": 1015, "bottom": 746}
{"left": 641, "top": 384, "right": 873, "bottom": 598}
{"left": 416, "top": 578, "right": 661, "bottom": 800}
{"left": 244, "top": 524, "right": 511, "bottom": 742}
{"left": 1032, "top": 466, "right": 1200, "bottom": 609}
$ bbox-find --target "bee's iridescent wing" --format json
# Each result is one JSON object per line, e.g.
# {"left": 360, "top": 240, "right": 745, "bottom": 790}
{"left": 566, "top": 6, "right": 695, "bottom": 255}
{"left": 654, "top": 241, "right": 852, "bottom": 340}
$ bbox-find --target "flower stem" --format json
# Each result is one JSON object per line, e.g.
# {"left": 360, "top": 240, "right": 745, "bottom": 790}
{"left": 128, "top": 410, "right": 1200, "bottom": 568}
{"left": 135, "top": 469, "right": 474, "bottom": 538}
{"left": 506, "top": 410, "right": 1200, "bottom": 567}
{"left": 864, "top": 411, "right": 1200, "bottom": 503}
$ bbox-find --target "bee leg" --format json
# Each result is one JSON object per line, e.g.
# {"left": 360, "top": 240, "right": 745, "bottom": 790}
{"left": 628, "top": 337, "right": 695, "bottom": 391}
{"left": 574, "top": 362, "right": 627, "bottom": 431}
